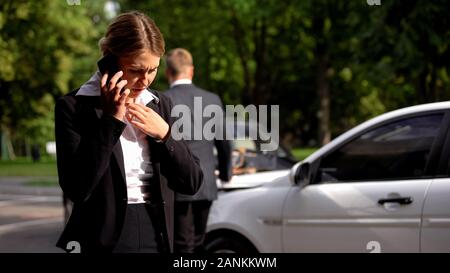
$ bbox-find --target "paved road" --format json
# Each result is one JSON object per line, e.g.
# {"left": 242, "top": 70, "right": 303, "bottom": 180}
{"left": 0, "top": 177, "right": 65, "bottom": 253}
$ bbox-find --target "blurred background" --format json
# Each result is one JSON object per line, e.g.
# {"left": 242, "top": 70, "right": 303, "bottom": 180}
{"left": 1, "top": 0, "right": 450, "bottom": 160}
{"left": 0, "top": 0, "right": 449, "bottom": 252}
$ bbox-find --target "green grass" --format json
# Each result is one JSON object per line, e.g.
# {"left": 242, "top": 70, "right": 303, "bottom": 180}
{"left": 0, "top": 157, "right": 57, "bottom": 176}
{"left": 291, "top": 147, "right": 318, "bottom": 161}
{"left": 0, "top": 149, "right": 317, "bottom": 178}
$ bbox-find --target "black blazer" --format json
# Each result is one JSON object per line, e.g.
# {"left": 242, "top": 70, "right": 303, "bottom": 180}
{"left": 54, "top": 89, "right": 203, "bottom": 253}
{"left": 164, "top": 84, "right": 232, "bottom": 201}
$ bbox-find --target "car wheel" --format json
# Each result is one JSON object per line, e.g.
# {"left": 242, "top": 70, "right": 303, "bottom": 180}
{"left": 205, "top": 236, "right": 257, "bottom": 253}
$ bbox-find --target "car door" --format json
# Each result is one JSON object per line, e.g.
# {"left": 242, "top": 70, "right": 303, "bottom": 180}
{"left": 282, "top": 112, "right": 447, "bottom": 252}
{"left": 421, "top": 177, "right": 450, "bottom": 252}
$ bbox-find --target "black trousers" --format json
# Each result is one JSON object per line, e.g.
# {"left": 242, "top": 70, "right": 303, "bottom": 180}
{"left": 174, "top": 200, "right": 212, "bottom": 253}
{"left": 113, "top": 203, "right": 162, "bottom": 253}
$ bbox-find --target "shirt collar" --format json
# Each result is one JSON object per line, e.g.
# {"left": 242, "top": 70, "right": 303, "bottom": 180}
{"left": 76, "top": 71, "right": 159, "bottom": 105}
{"left": 170, "top": 78, "right": 192, "bottom": 88}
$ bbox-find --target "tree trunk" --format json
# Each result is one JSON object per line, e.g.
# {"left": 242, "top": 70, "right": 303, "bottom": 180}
{"left": 0, "top": 128, "right": 16, "bottom": 160}
{"left": 252, "top": 18, "right": 269, "bottom": 105}
{"left": 313, "top": 14, "right": 331, "bottom": 147}
{"left": 316, "top": 53, "right": 331, "bottom": 146}
{"left": 429, "top": 64, "right": 437, "bottom": 102}
{"left": 417, "top": 66, "right": 429, "bottom": 103}
{"left": 230, "top": 9, "right": 252, "bottom": 105}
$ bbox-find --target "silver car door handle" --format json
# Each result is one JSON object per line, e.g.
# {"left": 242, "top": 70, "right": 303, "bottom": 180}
{"left": 378, "top": 197, "right": 414, "bottom": 205}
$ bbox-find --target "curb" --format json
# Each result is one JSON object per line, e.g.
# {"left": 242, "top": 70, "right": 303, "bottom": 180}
{"left": 0, "top": 185, "right": 62, "bottom": 196}
{"left": 0, "top": 176, "right": 62, "bottom": 196}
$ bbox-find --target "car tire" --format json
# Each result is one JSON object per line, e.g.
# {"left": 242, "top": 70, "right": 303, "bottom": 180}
{"left": 205, "top": 236, "right": 257, "bottom": 253}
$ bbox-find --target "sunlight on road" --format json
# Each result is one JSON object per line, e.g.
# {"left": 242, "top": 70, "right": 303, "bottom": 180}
{"left": 0, "top": 193, "right": 65, "bottom": 253}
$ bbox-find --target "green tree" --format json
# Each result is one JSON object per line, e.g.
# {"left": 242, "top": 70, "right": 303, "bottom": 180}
{"left": 4, "top": 0, "right": 445, "bottom": 152}
{"left": 361, "top": 0, "right": 450, "bottom": 106}
{"left": 0, "top": 0, "right": 108, "bottom": 159}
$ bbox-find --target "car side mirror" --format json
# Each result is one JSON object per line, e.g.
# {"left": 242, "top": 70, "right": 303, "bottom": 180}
{"left": 289, "top": 161, "right": 311, "bottom": 187}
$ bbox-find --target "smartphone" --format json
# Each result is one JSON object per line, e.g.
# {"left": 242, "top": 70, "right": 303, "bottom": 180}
{"left": 97, "top": 54, "right": 121, "bottom": 86}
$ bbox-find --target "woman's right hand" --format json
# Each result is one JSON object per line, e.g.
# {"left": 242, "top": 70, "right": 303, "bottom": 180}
{"left": 100, "top": 71, "right": 130, "bottom": 121}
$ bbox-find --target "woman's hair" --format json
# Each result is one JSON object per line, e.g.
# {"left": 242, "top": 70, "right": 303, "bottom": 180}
{"left": 99, "top": 11, "right": 165, "bottom": 57}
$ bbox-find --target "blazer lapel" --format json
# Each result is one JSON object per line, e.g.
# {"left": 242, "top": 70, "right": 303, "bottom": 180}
{"left": 146, "top": 95, "right": 161, "bottom": 115}
{"left": 79, "top": 95, "right": 127, "bottom": 185}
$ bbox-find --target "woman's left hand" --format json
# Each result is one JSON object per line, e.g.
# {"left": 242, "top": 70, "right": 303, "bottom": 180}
{"left": 126, "top": 103, "right": 169, "bottom": 140}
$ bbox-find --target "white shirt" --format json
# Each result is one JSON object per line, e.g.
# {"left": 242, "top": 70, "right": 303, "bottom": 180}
{"left": 170, "top": 78, "right": 192, "bottom": 88}
{"left": 76, "top": 71, "right": 158, "bottom": 204}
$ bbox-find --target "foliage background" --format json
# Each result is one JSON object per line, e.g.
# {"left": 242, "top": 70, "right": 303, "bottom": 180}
{"left": 0, "top": 0, "right": 449, "bottom": 159}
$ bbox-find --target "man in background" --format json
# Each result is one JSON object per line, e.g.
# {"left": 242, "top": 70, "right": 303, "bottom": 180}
{"left": 164, "top": 48, "right": 232, "bottom": 253}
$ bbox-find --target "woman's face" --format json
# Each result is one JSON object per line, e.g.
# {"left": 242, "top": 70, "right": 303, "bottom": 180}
{"left": 119, "top": 49, "right": 160, "bottom": 99}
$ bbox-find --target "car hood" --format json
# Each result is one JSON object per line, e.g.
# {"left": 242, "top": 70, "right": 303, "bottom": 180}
{"left": 217, "top": 169, "right": 290, "bottom": 190}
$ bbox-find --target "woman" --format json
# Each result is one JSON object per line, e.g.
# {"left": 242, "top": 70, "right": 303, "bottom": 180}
{"left": 55, "top": 11, "right": 203, "bottom": 253}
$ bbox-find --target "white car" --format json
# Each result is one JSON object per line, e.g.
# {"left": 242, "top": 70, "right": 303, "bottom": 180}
{"left": 206, "top": 102, "right": 450, "bottom": 253}
{"left": 217, "top": 170, "right": 289, "bottom": 190}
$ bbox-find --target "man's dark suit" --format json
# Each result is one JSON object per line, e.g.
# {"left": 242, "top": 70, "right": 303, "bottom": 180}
{"left": 164, "top": 83, "right": 232, "bottom": 252}
{"left": 54, "top": 89, "right": 203, "bottom": 253}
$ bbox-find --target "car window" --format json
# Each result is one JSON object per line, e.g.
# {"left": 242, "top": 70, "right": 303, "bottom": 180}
{"left": 316, "top": 113, "right": 444, "bottom": 183}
